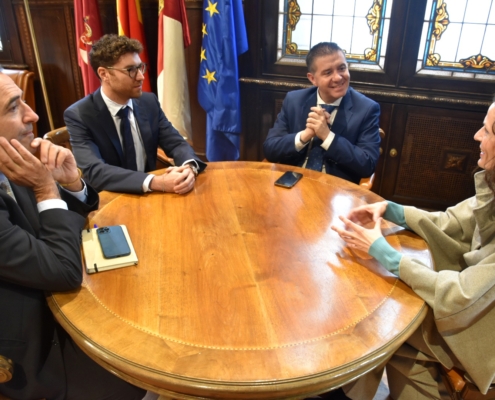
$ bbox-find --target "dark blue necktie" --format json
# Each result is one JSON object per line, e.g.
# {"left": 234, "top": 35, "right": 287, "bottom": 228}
{"left": 320, "top": 104, "right": 337, "bottom": 115}
{"left": 305, "top": 104, "right": 337, "bottom": 172}
{"left": 117, "top": 106, "right": 137, "bottom": 171}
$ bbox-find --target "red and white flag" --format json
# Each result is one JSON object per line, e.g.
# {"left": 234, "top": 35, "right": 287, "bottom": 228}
{"left": 157, "top": 0, "right": 192, "bottom": 140}
{"left": 74, "top": 0, "right": 103, "bottom": 96}
{"left": 117, "top": 0, "right": 152, "bottom": 92}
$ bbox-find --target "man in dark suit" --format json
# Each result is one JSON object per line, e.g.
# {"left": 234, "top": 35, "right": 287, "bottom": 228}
{"left": 263, "top": 42, "right": 381, "bottom": 184}
{"left": 0, "top": 70, "right": 145, "bottom": 399}
{"left": 64, "top": 34, "right": 206, "bottom": 193}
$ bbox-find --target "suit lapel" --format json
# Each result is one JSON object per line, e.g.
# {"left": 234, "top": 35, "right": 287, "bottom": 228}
{"left": 92, "top": 89, "right": 125, "bottom": 164}
{"left": 332, "top": 89, "right": 353, "bottom": 136}
{"left": 133, "top": 98, "right": 155, "bottom": 171}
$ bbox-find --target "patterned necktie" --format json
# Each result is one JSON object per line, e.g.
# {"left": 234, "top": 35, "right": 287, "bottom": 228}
{"left": 0, "top": 173, "right": 16, "bottom": 201}
{"left": 305, "top": 104, "right": 337, "bottom": 172}
{"left": 319, "top": 104, "right": 337, "bottom": 116}
{"left": 116, "top": 106, "right": 138, "bottom": 171}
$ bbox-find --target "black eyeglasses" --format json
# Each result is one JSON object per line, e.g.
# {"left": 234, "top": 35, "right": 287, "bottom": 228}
{"left": 106, "top": 63, "right": 147, "bottom": 79}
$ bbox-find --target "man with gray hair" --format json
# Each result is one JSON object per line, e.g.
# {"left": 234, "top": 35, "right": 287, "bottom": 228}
{"left": 0, "top": 68, "right": 145, "bottom": 399}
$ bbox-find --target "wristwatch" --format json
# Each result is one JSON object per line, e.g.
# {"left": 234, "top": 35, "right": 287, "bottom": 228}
{"left": 188, "top": 164, "right": 198, "bottom": 177}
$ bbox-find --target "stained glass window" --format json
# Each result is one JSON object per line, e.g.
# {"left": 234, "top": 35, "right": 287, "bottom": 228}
{"left": 417, "top": 0, "right": 495, "bottom": 80}
{"left": 277, "top": 0, "right": 394, "bottom": 71}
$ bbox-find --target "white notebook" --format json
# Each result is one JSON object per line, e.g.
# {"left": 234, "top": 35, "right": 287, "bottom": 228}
{"left": 81, "top": 225, "right": 138, "bottom": 274}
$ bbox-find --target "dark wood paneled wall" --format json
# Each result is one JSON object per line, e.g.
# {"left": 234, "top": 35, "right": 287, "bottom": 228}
{"left": 3, "top": 0, "right": 207, "bottom": 156}
{"left": 238, "top": 0, "right": 494, "bottom": 210}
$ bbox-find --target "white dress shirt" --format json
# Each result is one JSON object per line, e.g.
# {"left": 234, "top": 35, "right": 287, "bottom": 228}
{"left": 100, "top": 88, "right": 154, "bottom": 191}
{"left": 100, "top": 89, "right": 199, "bottom": 192}
{"left": 294, "top": 91, "right": 342, "bottom": 152}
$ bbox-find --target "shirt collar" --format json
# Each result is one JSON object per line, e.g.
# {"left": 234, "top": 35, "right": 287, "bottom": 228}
{"left": 100, "top": 88, "right": 134, "bottom": 117}
{"left": 316, "top": 91, "right": 342, "bottom": 107}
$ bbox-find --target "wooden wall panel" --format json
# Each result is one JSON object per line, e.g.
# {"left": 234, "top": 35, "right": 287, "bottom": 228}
{"left": 185, "top": 0, "right": 206, "bottom": 157}
{"left": 379, "top": 105, "right": 484, "bottom": 210}
{"left": 12, "top": 0, "right": 83, "bottom": 133}
{"left": 5, "top": 0, "right": 488, "bottom": 209}
{"left": 6, "top": 0, "right": 207, "bottom": 157}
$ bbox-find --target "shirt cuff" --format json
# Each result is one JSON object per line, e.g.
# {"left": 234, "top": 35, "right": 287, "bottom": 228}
{"left": 182, "top": 159, "right": 199, "bottom": 170}
{"left": 58, "top": 179, "right": 88, "bottom": 203}
{"left": 143, "top": 174, "right": 154, "bottom": 192}
{"left": 37, "top": 199, "right": 68, "bottom": 213}
{"left": 369, "top": 237, "right": 402, "bottom": 277}
{"left": 295, "top": 131, "right": 310, "bottom": 151}
{"left": 321, "top": 131, "right": 336, "bottom": 151}
{"left": 383, "top": 201, "right": 408, "bottom": 228}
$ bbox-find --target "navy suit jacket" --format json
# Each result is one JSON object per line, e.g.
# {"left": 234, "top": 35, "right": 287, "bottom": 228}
{"left": 64, "top": 88, "right": 206, "bottom": 193}
{"left": 263, "top": 86, "right": 381, "bottom": 184}
{"left": 0, "top": 183, "right": 98, "bottom": 399}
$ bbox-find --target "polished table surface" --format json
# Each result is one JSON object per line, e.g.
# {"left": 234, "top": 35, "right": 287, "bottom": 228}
{"left": 48, "top": 162, "right": 432, "bottom": 399}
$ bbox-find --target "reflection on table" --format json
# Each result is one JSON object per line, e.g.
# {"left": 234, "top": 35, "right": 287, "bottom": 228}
{"left": 48, "top": 162, "right": 432, "bottom": 399}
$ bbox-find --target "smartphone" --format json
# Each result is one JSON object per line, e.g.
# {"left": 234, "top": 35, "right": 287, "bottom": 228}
{"left": 274, "top": 171, "right": 303, "bottom": 188}
{"left": 96, "top": 226, "right": 131, "bottom": 259}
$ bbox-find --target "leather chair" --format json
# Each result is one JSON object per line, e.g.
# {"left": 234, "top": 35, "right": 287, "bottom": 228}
{"left": 44, "top": 126, "right": 173, "bottom": 169}
{"left": 359, "top": 128, "right": 386, "bottom": 190}
{"left": 441, "top": 366, "right": 495, "bottom": 400}
{"left": 0, "top": 355, "right": 13, "bottom": 384}
{"left": 43, "top": 126, "right": 71, "bottom": 150}
{"left": 0, "top": 356, "right": 45, "bottom": 399}
{"left": 156, "top": 147, "right": 174, "bottom": 169}
{"left": 2, "top": 68, "right": 36, "bottom": 136}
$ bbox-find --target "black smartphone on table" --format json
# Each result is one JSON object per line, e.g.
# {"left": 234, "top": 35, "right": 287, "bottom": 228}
{"left": 96, "top": 226, "right": 131, "bottom": 259}
{"left": 274, "top": 171, "right": 303, "bottom": 188}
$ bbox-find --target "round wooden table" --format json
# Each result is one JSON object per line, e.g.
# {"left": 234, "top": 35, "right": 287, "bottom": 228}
{"left": 48, "top": 162, "right": 432, "bottom": 399}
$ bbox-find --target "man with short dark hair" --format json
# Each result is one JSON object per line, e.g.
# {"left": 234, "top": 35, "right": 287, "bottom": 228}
{"left": 65, "top": 34, "right": 206, "bottom": 193}
{"left": 0, "top": 69, "right": 145, "bottom": 399}
{"left": 263, "top": 42, "right": 381, "bottom": 184}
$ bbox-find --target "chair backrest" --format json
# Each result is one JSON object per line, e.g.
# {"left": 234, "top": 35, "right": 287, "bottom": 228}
{"left": 359, "top": 128, "right": 386, "bottom": 190}
{"left": 44, "top": 127, "right": 174, "bottom": 170}
{"left": 156, "top": 148, "right": 174, "bottom": 169}
{"left": 2, "top": 68, "right": 37, "bottom": 136}
{"left": 43, "top": 127, "right": 71, "bottom": 151}
{"left": 0, "top": 354, "right": 13, "bottom": 384}
{"left": 441, "top": 366, "right": 495, "bottom": 400}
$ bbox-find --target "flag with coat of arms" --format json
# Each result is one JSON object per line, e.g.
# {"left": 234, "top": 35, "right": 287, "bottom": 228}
{"left": 74, "top": 0, "right": 103, "bottom": 96}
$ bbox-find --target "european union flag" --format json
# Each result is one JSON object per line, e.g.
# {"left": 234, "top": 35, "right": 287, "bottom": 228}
{"left": 198, "top": 0, "right": 248, "bottom": 161}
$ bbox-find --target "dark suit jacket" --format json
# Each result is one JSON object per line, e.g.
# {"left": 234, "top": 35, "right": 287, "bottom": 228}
{"left": 0, "top": 183, "right": 98, "bottom": 399}
{"left": 64, "top": 88, "right": 206, "bottom": 193}
{"left": 263, "top": 86, "right": 381, "bottom": 184}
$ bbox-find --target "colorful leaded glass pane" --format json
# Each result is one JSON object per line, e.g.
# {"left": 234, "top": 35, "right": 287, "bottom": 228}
{"left": 417, "top": 0, "right": 495, "bottom": 80}
{"left": 277, "top": 0, "right": 394, "bottom": 71}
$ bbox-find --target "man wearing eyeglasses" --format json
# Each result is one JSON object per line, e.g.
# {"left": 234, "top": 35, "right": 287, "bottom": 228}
{"left": 64, "top": 34, "right": 206, "bottom": 194}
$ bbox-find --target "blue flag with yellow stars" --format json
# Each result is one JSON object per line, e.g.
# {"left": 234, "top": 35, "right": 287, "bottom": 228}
{"left": 198, "top": 0, "right": 248, "bottom": 161}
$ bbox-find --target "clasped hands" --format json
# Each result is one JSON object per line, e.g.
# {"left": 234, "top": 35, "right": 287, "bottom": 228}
{"left": 150, "top": 164, "right": 196, "bottom": 195}
{"left": 0, "top": 137, "right": 82, "bottom": 201}
{"left": 331, "top": 201, "right": 388, "bottom": 253}
{"left": 300, "top": 106, "right": 332, "bottom": 144}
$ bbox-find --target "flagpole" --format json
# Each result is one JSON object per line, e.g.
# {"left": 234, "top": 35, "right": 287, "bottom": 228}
{"left": 23, "top": 0, "right": 54, "bottom": 131}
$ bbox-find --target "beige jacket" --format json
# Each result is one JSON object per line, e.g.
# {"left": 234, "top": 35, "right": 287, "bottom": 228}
{"left": 399, "top": 171, "right": 495, "bottom": 394}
